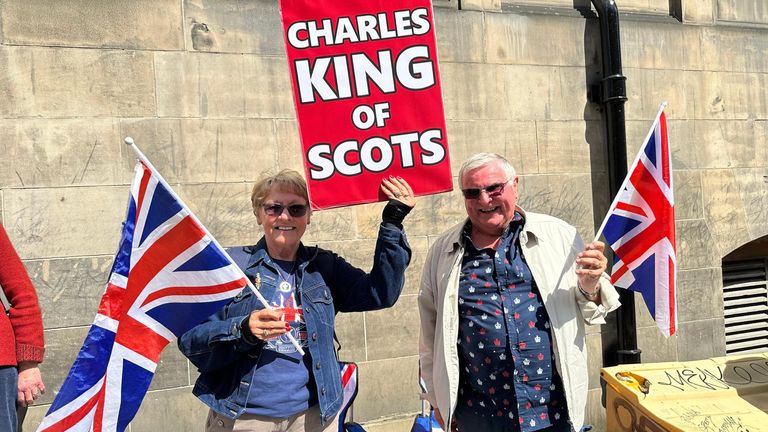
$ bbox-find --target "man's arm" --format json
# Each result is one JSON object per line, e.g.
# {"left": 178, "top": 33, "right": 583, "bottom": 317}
{"left": 574, "top": 240, "right": 621, "bottom": 324}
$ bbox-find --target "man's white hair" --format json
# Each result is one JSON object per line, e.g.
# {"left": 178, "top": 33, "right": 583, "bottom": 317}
{"left": 458, "top": 153, "right": 517, "bottom": 185}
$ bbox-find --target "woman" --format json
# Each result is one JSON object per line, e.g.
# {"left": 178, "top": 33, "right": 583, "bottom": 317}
{"left": 0, "top": 224, "right": 46, "bottom": 432}
{"left": 179, "top": 169, "right": 415, "bottom": 432}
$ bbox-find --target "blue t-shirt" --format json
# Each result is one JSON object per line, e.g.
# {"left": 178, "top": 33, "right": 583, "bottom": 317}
{"left": 244, "top": 259, "right": 318, "bottom": 418}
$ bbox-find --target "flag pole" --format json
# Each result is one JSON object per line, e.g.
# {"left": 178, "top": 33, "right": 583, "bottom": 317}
{"left": 124, "top": 137, "right": 305, "bottom": 355}
{"left": 592, "top": 101, "right": 668, "bottom": 244}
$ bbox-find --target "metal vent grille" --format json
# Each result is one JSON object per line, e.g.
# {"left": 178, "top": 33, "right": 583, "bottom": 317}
{"left": 723, "top": 259, "right": 768, "bottom": 355}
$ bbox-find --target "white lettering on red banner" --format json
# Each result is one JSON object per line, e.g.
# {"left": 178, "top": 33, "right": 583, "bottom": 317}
{"left": 280, "top": 0, "right": 453, "bottom": 209}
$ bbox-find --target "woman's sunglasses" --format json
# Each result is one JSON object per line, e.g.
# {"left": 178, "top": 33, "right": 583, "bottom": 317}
{"left": 461, "top": 180, "right": 509, "bottom": 200}
{"left": 262, "top": 203, "right": 309, "bottom": 217}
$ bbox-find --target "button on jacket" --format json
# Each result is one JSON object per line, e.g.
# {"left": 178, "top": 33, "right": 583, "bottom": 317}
{"left": 418, "top": 208, "right": 620, "bottom": 431}
{"left": 179, "top": 223, "right": 411, "bottom": 424}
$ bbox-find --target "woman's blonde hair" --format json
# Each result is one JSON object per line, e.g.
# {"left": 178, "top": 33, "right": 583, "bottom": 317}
{"left": 250, "top": 169, "right": 309, "bottom": 215}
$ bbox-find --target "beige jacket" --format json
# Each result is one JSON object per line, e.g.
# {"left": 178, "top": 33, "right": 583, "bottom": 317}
{"left": 418, "top": 209, "right": 620, "bottom": 431}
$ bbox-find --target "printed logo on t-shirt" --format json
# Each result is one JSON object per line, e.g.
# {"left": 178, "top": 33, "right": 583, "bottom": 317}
{"left": 267, "top": 289, "right": 308, "bottom": 353}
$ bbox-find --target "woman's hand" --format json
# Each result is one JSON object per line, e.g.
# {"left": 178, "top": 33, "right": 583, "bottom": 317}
{"left": 246, "top": 309, "right": 290, "bottom": 341}
{"left": 381, "top": 176, "right": 415, "bottom": 208}
{"left": 17, "top": 361, "right": 45, "bottom": 407}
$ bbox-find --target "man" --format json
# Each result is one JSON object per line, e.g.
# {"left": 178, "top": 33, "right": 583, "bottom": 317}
{"left": 418, "top": 153, "right": 620, "bottom": 432}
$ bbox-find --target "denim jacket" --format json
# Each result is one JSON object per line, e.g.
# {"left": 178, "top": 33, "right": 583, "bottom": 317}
{"left": 178, "top": 223, "right": 411, "bottom": 424}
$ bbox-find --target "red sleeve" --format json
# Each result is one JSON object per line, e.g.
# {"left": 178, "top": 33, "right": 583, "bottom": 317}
{"left": 0, "top": 224, "right": 45, "bottom": 364}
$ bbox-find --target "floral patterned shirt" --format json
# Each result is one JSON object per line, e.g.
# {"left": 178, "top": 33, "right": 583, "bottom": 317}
{"left": 455, "top": 214, "right": 570, "bottom": 431}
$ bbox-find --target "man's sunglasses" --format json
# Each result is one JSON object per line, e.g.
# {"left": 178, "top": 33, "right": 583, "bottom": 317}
{"left": 262, "top": 203, "right": 309, "bottom": 217}
{"left": 461, "top": 180, "right": 509, "bottom": 200}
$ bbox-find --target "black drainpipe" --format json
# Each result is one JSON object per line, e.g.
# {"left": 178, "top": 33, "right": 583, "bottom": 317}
{"left": 588, "top": 0, "right": 641, "bottom": 365}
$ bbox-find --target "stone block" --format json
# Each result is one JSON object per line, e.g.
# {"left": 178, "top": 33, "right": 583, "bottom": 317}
{"left": 416, "top": 190, "right": 467, "bottom": 238}
{"left": 500, "top": 0, "right": 572, "bottom": 7}
{"left": 444, "top": 63, "right": 595, "bottom": 122}
{"left": 461, "top": 0, "right": 501, "bottom": 12}
{"left": 176, "top": 182, "right": 259, "bottom": 248}
{"left": 225, "top": 119, "right": 280, "bottom": 182}
{"left": 26, "top": 256, "right": 113, "bottom": 329}
{"left": 693, "top": 71, "right": 767, "bottom": 120}
{"left": 586, "top": 332, "right": 603, "bottom": 390}
{"left": 403, "top": 236, "right": 429, "bottom": 297}
{"left": 304, "top": 208, "right": 359, "bottom": 244}
{"left": 717, "top": 0, "right": 768, "bottom": 25}
{"left": 0, "top": 0, "right": 183, "bottom": 50}
{"left": 154, "top": 51, "right": 246, "bottom": 118}
{"left": 484, "top": 12, "right": 594, "bottom": 67}
{"left": 36, "top": 327, "right": 89, "bottom": 406}
{"left": 0, "top": 46, "right": 155, "bottom": 118}
{"left": 584, "top": 387, "right": 606, "bottom": 431}
{"left": 624, "top": 68, "right": 696, "bottom": 122}
{"left": 364, "top": 294, "right": 420, "bottom": 361}
{"left": 120, "top": 118, "right": 279, "bottom": 183}
{"left": 4, "top": 186, "right": 128, "bottom": 260}
{"left": 691, "top": 120, "right": 768, "bottom": 170}
{"left": 734, "top": 168, "right": 768, "bottom": 240}
{"left": 275, "top": 120, "right": 304, "bottom": 172}
{"left": 633, "top": 289, "right": 657, "bottom": 330}
{"left": 677, "top": 267, "right": 724, "bottom": 324}
{"left": 434, "top": 9, "right": 484, "bottom": 64}
{"left": 675, "top": 219, "right": 721, "bottom": 271}
{"left": 677, "top": 318, "right": 725, "bottom": 361}
{"left": 0, "top": 118, "right": 122, "bottom": 188}
{"left": 504, "top": 65, "right": 592, "bottom": 122}
{"left": 151, "top": 345, "right": 192, "bottom": 391}
{"left": 335, "top": 312, "right": 367, "bottom": 363}
{"left": 353, "top": 190, "right": 463, "bottom": 240}
{"left": 621, "top": 20, "right": 691, "bottom": 71}
{"left": 681, "top": 0, "right": 715, "bottom": 24}
{"left": 446, "top": 120, "right": 539, "bottom": 175}
{"left": 243, "top": 55, "right": 296, "bottom": 119}
{"left": 701, "top": 169, "right": 752, "bottom": 257}
{"left": 317, "top": 235, "right": 425, "bottom": 298}
{"left": 698, "top": 26, "right": 768, "bottom": 73}
{"left": 362, "top": 416, "right": 420, "bottom": 432}
{"left": 536, "top": 120, "right": 603, "bottom": 174}
{"left": 625, "top": 119, "right": 694, "bottom": 171}
{"left": 440, "top": 62, "right": 509, "bottom": 120}
{"left": 131, "top": 387, "right": 208, "bottom": 431}
{"left": 637, "top": 325, "right": 678, "bottom": 363}
{"left": 674, "top": 170, "right": 703, "bottom": 221}
{"left": 18, "top": 404, "right": 47, "bottom": 432}
{"left": 517, "top": 174, "right": 595, "bottom": 242}
{"left": 354, "top": 356, "right": 421, "bottom": 422}
{"left": 183, "top": 0, "right": 284, "bottom": 54}
{"left": 615, "top": 0, "right": 669, "bottom": 13}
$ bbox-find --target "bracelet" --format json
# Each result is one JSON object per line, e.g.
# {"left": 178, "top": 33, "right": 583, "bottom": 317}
{"left": 578, "top": 283, "right": 600, "bottom": 300}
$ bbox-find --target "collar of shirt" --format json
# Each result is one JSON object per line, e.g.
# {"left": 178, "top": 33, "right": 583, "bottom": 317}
{"left": 461, "top": 211, "right": 525, "bottom": 251}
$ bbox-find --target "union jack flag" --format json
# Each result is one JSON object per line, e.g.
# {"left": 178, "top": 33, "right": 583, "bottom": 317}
{"left": 598, "top": 103, "right": 677, "bottom": 336}
{"left": 37, "top": 160, "right": 248, "bottom": 431}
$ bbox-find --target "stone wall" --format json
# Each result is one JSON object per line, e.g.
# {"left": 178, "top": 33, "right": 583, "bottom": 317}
{"left": 1, "top": 0, "right": 766, "bottom": 431}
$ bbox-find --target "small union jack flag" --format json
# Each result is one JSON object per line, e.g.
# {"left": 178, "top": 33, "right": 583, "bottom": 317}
{"left": 598, "top": 103, "right": 677, "bottom": 337}
{"left": 37, "top": 159, "right": 247, "bottom": 431}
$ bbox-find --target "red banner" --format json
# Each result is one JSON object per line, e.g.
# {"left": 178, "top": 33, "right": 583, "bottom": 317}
{"left": 279, "top": 0, "right": 453, "bottom": 210}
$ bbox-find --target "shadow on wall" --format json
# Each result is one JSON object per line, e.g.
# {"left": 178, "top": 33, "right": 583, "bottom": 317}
{"left": 573, "top": 0, "right": 621, "bottom": 370}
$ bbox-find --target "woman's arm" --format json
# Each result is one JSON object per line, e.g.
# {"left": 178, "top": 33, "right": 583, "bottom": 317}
{"left": 177, "top": 303, "right": 262, "bottom": 373}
